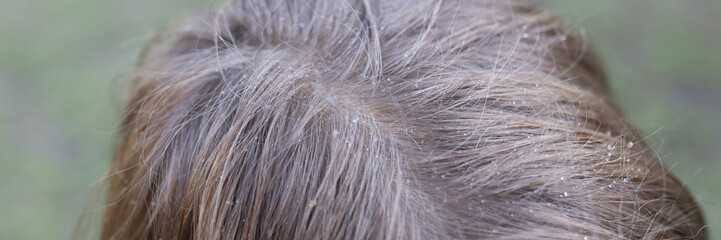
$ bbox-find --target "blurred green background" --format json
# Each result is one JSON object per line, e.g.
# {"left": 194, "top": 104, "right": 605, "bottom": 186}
{"left": 0, "top": 0, "right": 719, "bottom": 239}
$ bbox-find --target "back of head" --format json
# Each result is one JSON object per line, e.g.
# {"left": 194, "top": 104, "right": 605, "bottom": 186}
{"left": 98, "top": 0, "right": 706, "bottom": 239}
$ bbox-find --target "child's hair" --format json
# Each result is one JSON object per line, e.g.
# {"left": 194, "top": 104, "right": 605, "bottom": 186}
{"left": 97, "top": 0, "right": 706, "bottom": 239}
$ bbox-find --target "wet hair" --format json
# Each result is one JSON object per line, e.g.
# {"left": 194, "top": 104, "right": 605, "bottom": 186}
{"left": 93, "top": 0, "right": 706, "bottom": 239}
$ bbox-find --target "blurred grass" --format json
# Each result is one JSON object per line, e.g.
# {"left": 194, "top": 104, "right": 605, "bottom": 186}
{"left": 1, "top": 0, "right": 719, "bottom": 239}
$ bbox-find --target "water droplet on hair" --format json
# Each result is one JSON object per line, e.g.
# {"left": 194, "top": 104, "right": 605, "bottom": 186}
{"left": 623, "top": 177, "right": 629, "bottom": 182}
{"left": 560, "top": 35, "right": 567, "bottom": 41}
{"left": 299, "top": 23, "right": 305, "bottom": 28}
{"left": 441, "top": 174, "right": 446, "bottom": 179}
{"left": 563, "top": 192, "right": 569, "bottom": 197}
{"left": 522, "top": 24, "right": 528, "bottom": 30}
{"left": 627, "top": 141, "right": 633, "bottom": 148}
{"left": 352, "top": 116, "right": 359, "bottom": 123}
{"left": 226, "top": 200, "right": 233, "bottom": 205}
{"left": 560, "top": 176, "right": 566, "bottom": 181}
{"left": 522, "top": 33, "right": 529, "bottom": 38}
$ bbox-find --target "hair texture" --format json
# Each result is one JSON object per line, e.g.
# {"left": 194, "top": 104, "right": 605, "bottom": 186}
{"left": 95, "top": 0, "right": 706, "bottom": 239}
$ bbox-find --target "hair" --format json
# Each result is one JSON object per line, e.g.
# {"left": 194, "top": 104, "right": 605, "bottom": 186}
{"left": 91, "top": 0, "right": 706, "bottom": 239}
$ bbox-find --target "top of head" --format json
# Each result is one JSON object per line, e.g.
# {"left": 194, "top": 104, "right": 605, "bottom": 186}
{"left": 99, "top": 0, "right": 706, "bottom": 239}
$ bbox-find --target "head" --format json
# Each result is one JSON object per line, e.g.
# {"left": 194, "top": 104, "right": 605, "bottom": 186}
{"left": 95, "top": 0, "right": 705, "bottom": 239}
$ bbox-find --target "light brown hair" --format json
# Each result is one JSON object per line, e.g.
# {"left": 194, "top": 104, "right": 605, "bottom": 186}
{"left": 92, "top": 0, "right": 706, "bottom": 239}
